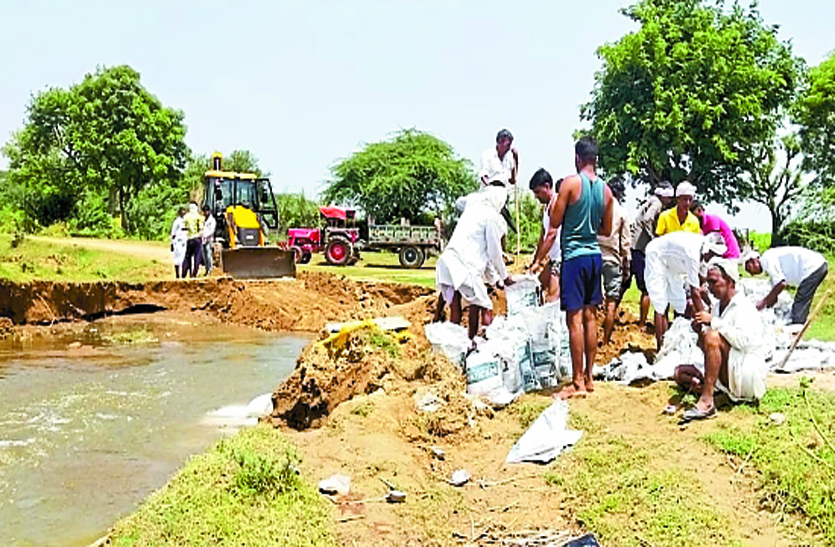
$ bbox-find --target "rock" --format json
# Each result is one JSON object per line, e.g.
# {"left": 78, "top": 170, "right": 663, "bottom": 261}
{"left": 67, "top": 341, "right": 83, "bottom": 350}
{"left": 386, "top": 490, "right": 407, "bottom": 503}
{"left": 414, "top": 389, "right": 441, "bottom": 413}
{"left": 768, "top": 412, "right": 786, "bottom": 426}
{"left": 318, "top": 474, "right": 351, "bottom": 496}
{"left": 450, "top": 469, "right": 470, "bottom": 487}
{"left": 431, "top": 446, "right": 445, "bottom": 460}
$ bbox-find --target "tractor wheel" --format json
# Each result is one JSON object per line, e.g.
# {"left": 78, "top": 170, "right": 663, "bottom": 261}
{"left": 325, "top": 238, "right": 352, "bottom": 266}
{"left": 299, "top": 252, "right": 312, "bottom": 264}
{"left": 399, "top": 246, "right": 425, "bottom": 268}
{"left": 290, "top": 246, "right": 303, "bottom": 264}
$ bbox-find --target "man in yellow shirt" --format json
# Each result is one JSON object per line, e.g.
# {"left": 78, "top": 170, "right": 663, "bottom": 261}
{"left": 656, "top": 182, "right": 701, "bottom": 235}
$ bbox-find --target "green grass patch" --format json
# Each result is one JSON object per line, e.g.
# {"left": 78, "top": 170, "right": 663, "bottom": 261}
{"left": 105, "top": 328, "right": 159, "bottom": 345}
{"left": 509, "top": 396, "right": 552, "bottom": 429}
{"left": 702, "top": 384, "right": 835, "bottom": 543}
{"left": 109, "top": 425, "right": 335, "bottom": 547}
{"left": 547, "top": 415, "right": 741, "bottom": 546}
{"left": 300, "top": 251, "right": 437, "bottom": 287}
{"left": 0, "top": 234, "right": 168, "bottom": 282}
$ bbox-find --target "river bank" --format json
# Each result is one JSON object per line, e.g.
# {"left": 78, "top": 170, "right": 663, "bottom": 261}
{"left": 1, "top": 273, "right": 833, "bottom": 545}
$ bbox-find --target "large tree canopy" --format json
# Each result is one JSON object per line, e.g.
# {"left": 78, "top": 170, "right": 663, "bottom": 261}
{"left": 581, "top": 0, "right": 801, "bottom": 206}
{"left": 2, "top": 65, "right": 189, "bottom": 234}
{"left": 322, "top": 129, "right": 476, "bottom": 224}
{"left": 795, "top": 51, "right": 835, "bottom": 186}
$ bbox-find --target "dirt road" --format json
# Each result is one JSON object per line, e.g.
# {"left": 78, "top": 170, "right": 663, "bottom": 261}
{"left": 30, "top": 236, "right": 171, "bottom": 263}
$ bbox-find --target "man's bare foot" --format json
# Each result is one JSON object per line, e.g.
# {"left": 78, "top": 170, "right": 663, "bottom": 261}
{"left": 558, "top": 383, "right": 588, "bottom": 400}
{"left": 585, "top": 376, "right": 595, "bottom": 392}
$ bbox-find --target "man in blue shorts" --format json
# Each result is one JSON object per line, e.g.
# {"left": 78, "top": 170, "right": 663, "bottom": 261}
{"left": 532, "top": 137, "right": 614, "bottom": 398}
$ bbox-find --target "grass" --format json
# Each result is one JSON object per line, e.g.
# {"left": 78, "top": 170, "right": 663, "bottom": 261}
{"left": 105, "top": 328, "right": 159, "bottom": 345}
{"left": 0, "top": 234, "right": 168, "bottom": 282}
{"left": 701, "top": 383, "right": 835, "bottom": 543}
{"left": 543, "top": 410, "right": 742, "bottom": 547}
{"left": 109, "top": 425, "right": 335, "bottom": 547}
{"left": 300, "top": 250, "right": 437, "bottom": 287}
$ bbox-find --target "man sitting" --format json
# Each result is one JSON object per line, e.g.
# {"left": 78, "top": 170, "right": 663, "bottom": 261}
{"left": 743, "top": 246, "right": 829, "bottom": 325}
{"left": 674, "top": 259, "right": 768, "bottom": 421}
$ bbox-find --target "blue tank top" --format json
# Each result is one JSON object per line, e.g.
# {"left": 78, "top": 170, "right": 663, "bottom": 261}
{"left": 561, "top": 172, "right": 605, "bottom": 261}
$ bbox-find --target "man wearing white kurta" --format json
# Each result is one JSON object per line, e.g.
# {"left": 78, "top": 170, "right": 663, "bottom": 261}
{"left": 436, "top": 187, "right": 513, "bottom": 339}
{"left": 479, "top": 129, "right": 517, "bottom": 188}
{"left": 645, "top": 231, "right": 726, "bottom": 348}
{"left": 675, "top": 258, "right": 768, "bottom": 421}
{"left": 743, "top": 247, "right": 829, "bottom": 325}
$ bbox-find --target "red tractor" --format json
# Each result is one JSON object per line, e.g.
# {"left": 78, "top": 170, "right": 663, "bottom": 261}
{"left": 284, "top": 206, "right": 361, "bottom": 266}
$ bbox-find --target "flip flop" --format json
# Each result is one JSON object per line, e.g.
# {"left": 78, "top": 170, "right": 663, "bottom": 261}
{"left": 680, "top": 405, "right": 716, "bottom": 424}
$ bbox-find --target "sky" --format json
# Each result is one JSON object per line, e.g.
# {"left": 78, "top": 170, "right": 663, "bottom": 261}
{"left": 1, "top": 0, "right": 833, "bottom": 231}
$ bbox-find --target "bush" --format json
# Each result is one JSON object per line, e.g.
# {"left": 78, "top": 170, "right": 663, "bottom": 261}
{"left": 781, "top": 220, "right": 835, "bottom": 254}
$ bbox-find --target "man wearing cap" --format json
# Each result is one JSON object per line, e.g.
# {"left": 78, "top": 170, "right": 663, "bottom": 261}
{"left": 645, "top": 231, "right": 727, "bottom": 349}
{"left": 627, "top": 181, "right": 674, "bottom": 329}
{"left": 656, "top": 182, "right": 701, "bottom": 236}
{"left": 743, "top": 247, "right": 829, "bottom": 325}
{"left": 674, "top": 258, "right": 768, "bottom": 421}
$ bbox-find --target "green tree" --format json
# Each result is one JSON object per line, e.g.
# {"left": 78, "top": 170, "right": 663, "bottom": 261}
{"left": 323, "top": 129, "right": 477, "bottom": 224}
{"left": 795, "top": 51, "right": 835, "bottom": 186}
{"left": 581, "top": 0, "right": 802, "bottom": 206}
{"left": 748, "top": 134, "right": 805, "bottom": 241}
{"left": 2, "top": 65, "right": 189, "bottom": 234}
{"left": 275, "top": 192, "right": 320, "bottom": 235}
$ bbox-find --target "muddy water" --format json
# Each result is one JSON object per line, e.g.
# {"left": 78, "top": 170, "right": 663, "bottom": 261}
{"left": 0, "top": 317, "right": 310, "bottom": 547}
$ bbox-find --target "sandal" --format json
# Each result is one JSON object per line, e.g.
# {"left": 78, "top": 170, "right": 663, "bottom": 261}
{"left": 680, "top": 405, "right": 716, "bottom": 424}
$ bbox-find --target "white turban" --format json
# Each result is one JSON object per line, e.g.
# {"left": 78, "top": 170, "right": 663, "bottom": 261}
{"left": 702, "top": 232, "right": 727, "bottom": 257}
{"left": 707, "top": 257, "right": 740, "bottom": 283}
{"left": 655, "top": 185, "right": 674, "bottom": 198}
{"left": 189, "top": 203, "right": 199, "bottom": 214}
{"left": 675, "top": 181, "right": 697, "bottom": 198}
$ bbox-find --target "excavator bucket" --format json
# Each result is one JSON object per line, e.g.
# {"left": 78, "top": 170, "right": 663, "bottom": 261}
{"left": 221, "top": 247, "right": 296, "bottom": 279}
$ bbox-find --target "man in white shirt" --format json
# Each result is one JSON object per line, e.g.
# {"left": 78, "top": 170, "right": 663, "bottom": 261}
{"left": 435, "top": 187, "right": 514, "bottom": 339}
{"left": 743, "top": 246, "right": 829, "bottom": 324}
{"left": 598, "top": 177, "right": 630, "bottom": 345}
{"left": 201, "top": 205, "right": 217, "bottom": 276}
{"left": 645, "top": 231, "right": 726, "bottom": 349}
{"left": 479, "top": 129, "right": 518, "bottom": 187}
{"left": 675, "top": 258, "right": 768, "bottom": 422}
{"left": 529, "top": 168, "right": 561, "bottom": 302}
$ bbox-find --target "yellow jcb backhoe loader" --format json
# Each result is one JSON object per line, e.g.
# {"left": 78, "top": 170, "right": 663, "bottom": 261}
{"left": 203, "top": 153, "right": 294, "bottom": 278}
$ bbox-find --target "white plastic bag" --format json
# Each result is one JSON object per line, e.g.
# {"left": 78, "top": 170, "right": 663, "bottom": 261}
{"left": 505, "top": 275, "right": 539, "bottom": 316}
{"left": 506, "top": 400, "right": 582, "bottom": 464}
{"left": 425, "top": 321, "right": 471, "bottom": 367}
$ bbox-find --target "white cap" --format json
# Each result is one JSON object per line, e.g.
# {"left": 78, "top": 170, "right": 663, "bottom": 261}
{"left": 655, "top": 185, "right": 674, "bottom": 198}
{"left": 707, "top": 257, "right": 740, "bottom": 283}
{"left": 675, "top": 181, "right": 697, "bottom": 197}
{"left": 702, "top": 232, "right": 727, "bottom": 257}
{"left": 741, "top": 249, "right": 761, "bottom": 265}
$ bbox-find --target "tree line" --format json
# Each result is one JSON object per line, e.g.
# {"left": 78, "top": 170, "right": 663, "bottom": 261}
{"left": 1, "top": 0, "right": 833, "bottom": 246}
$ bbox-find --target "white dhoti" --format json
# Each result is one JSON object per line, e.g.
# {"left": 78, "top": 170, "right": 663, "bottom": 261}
{"left": 436, "top": 252, "right": 493, "bottom": 310}
{"left": 645, "top": 251, "right": 688, "bottom": 314}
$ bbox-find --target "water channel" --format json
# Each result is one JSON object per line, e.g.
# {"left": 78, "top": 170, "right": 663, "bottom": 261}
{"left": 0, "top": 316, "right": 310, "bottom": 546}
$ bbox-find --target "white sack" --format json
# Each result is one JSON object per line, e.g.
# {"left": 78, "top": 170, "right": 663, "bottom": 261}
{"left": 505, "top": 275, "right": 539, "bottom": 316}
{"left": 506, "top": 400, "right": 583, "bottom": 464}
{"left": 425, "top": 322, "right": 471, "bottom": 368}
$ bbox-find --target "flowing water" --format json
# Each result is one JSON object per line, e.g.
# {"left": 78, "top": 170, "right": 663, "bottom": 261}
{"left": 0, "top": 317, "right": 310, "bottom": 547}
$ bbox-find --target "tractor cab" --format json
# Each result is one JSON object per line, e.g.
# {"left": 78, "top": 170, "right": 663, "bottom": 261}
{"left": 319, "top": 206, "right": 361, "bottom": 266}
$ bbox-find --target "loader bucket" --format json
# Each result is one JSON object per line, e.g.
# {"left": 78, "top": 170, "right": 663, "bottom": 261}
{"left": 221, "top": 247, "right": 296, "bottom": 279}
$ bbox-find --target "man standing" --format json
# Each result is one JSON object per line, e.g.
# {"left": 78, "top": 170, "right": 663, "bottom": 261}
{"left": 645, "top": 232, "right": 727, "bottom": 349}
{"left": 201, "top": 204, "right": 217, "bottom": 276}
{"left": 690, "top": 202, "right": 741, "bottom": 260}
{"left": 656, "top": 182, "right": 701, "bottom": 236}
{"left": 529, "top": 168, "right": 561, "bottom": 303}
{"left": 435, "top": 187, "right": 514, "bottom": 340}
{"left": 598, "top": 177, "right": 630, "bottom": 345}
{"left": 182, "top": 201, "right": 204, "bottom": 278}
{"left": 480, "top": 129, "right": 518, "bottom": 188}
{"left": 743, "top": 247, "right": 829, "bottom": 325}
{"left": 674, "top": 259, "right": 768, "bottom": 421}
{"left": 532, "top": 137, "right": 614, "bottom": 398}
{"left": 628, "top": 182, "right": 674, "bottom": 329}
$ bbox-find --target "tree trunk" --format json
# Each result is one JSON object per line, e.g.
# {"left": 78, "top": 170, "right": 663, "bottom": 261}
{"left": 108, "top": 187, "right": 118, "bottom": 216}
{"left": 118, "top": 187, "right": 130, "bottom": 234}
{"left": 770, "top": 207, "right": 783, "bottom": 247}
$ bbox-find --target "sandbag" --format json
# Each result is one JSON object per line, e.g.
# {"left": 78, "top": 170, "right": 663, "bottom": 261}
{"left": 425, "top": 322, "right": 471, "bottom": 368}
{"left": 505, "top": 275, "right": 539, "bottom": 316}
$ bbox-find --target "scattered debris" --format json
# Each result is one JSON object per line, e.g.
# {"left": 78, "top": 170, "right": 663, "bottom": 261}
{"left": 414, "top": 389, "right": 441, "bottom": 412}
{"left": 450, "top": 468, "right": 471, "bottom": 487}
{"left": 318, "top": 474, "right": 351, "bottom": 496}
{"left": 506, "top": 400, "right": 582, "bottom": 464}
{"left": 386, "top": 490, "right": 407, "bottom": 503}
{"left": 325, "top": 315, "right": 411, "bottom": 333}
{"left": 430, "top": 446, "right": 446, "bottom": 460}
{"left": 768, "top": 412, "right": 786, "bottom": 426}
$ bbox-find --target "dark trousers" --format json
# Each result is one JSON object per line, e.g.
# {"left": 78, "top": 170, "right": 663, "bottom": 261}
{"left": 791, "top": 262, "right": 829, "bottom": 324}
{"left": 183, "top": 238, "right": 203, "bottom": 278}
